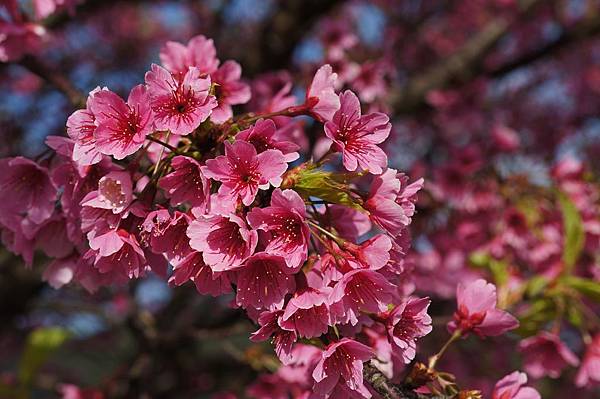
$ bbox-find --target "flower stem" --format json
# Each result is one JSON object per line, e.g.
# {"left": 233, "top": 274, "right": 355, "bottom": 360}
{"left": 427, "top": 329, "right": 462, "bottom": 369}
{"left": 146, "top": 134, "right": 180, "bottom": 154}
{"left": 152, "top": 132, "right": 171, "bottom": 177}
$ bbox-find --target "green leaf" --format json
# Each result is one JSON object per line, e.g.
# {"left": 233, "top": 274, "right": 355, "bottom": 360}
{"left": 558, "top": 192, "right": 584, "bottom": 273}
{"left": 292, "top": 167, "right": 365, "bottom": 211}
{"left": 18, "top": 327, "right": 70, "bottom": 387}
{"left": 516, "top": 298, "right": 556, "bottom": 336}
{"left": 488, "top": 259, "right": 509, "bottom": 286}
{"left": 526, "top": 276, "right": 549, "bottom": 297}
{"left": 561, "top": 276, "right": 600, "bottom": 302}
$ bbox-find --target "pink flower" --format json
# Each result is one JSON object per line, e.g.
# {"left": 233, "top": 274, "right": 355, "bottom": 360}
{"left": 43, "top": 256, "right": 77, "bottom": 289}
{"left": 66, "top": 88, "right": 106, "bottom": 166}
{"left": 159, "top": 35, "right": 219, "bottom": 77}
{"left": 187, "top": 213, "right": 257, "bottom": 271}
{"left": 311, "top": 338, "right": 373, "bottom": 397}
{"left": 169, "top": 251, "right": 232, "bottom": 297}
{"left": 236, "top": 253, "right": 296, "bottom": 310}
{"left": 447, "top": 279, "right": 519, "bottom": 337}
{"left": 88, "top": 85, "right": 153, "bottom": 159}
{"left": 329, "top": 269, "right": 396, "bottom": 326}
{"left": 492, "top": 371, "right": 540, "bottom": 399}
{"left": 141, "top": 210, "right": 191, "bottom": 262}
{"left": 364, "top": 169, "right": 423, "bottom": 236}
{"left": 519, "top": 332, "right": 579, "bottom": 379}
{"left": 385, "top": 297, "right": 432, "bottom": 364}
{"left": 251, "top": 309, "right": 297, "bottom": 364}
{"left": 324, "top": 90, "right": 390, "bottom": 174}
{"left": 306, "top": 64, "right": 340, "bottom": 122}
{"left": 280, "top": 287, "right": 331, "bottom": 338}
{"left": 0, "top": 157, "right": 56, "bottom": 225}
{"left": 236, "top": 119, "right": 300, "bottom": 162}
{"left": 145, "top": 64, "right": 216, "bottom": 135}
{"left": 210, "top": 60, "right": 251, "bottom": 123}
{"left": 81, "top": 171, "right": 133, "bottom": 214}
{"left": 92, "top": 229, "right": 146, "bottom": 279}
{"left": 247, "top": 189, "right": 309, "bottom": 269}
{"left": 576, "top": 333, "right": 600, "bottom": 387}
{"left": 341, "top": 234, "right": 393, "bottom": 270}
{"left": 202, "top": 140, "right": 287, "bottom": 206}
{"left": 159, "top": 156, "right": 210, "bottom": 210}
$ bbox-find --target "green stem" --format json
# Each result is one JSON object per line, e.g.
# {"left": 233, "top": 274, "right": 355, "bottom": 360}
{"left": 427, "top": 330, "right": 462, "bottom": 369}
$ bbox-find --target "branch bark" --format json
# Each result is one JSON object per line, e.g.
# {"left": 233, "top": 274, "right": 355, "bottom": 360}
{"left": 363, "top": 363, "right": 447, "bottom": 399}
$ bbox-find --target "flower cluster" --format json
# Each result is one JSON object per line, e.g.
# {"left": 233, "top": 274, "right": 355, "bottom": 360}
{"left": 0, "top": 35, "right": 439, "bottom": 398}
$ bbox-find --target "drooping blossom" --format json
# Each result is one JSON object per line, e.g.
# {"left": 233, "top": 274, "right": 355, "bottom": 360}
{"left": 492, "top": 371, "right": 540, "bottom": 399}
{"left": 518, "top": 331, "right": 580, "bottom": 379}
{"left": 311, "top": 338, "right": 373, "bottom": 397}
{"left": 158, "top": 156, "right": 210, "bottom": 210}
{"left": 306, "top": 64, "right": 340, "bottom": 122}
{"left": 251, "top": 309, "right": 297, "bottom": 364}
{"left": 236, "top": 118, "right": 300, "bottom": 162}
{"left": 187, "top": 213, "right": 257, "bottom": 271}
{"left": 0, "top": 157, "right": 56, "bottom": 225}
{"left": 575, "top": 333, "right": 600, "bottom": 387}
{"left": 202, "top": 140, "right": 287, "bottom": 206}
{"left": 141, "top": 210, "right": 191, "bottom": 261}
{"left": 385, "top": 297, "right": 432, "bottom": 364}
{"left": 91, "top": 230, "right": 146, "bottom": 279}
{"left": 329, "top": 269, "right": 396, "bottom": 326}
{"left": 210, "top": 60, "right": 251, "bottom": 123}
{"left": 324, "top": 90, "right": 390, "bottom": 174}
{"left": 159, "top": 34, "right": 219, "bottom": 77}
{"left": 280, "top": 287, "right": 331, "bottom": 338}
{"left": 236, "top": 253, "right": 296, "bottom": 310}
{"left": 42, "top": 256, "right": 78, "bottom": 289}
{"left": 88, "top": 85, "right": 154, "bottom": 159}
{"left": 169, "top": 251, "right": 232, "bottom": 297}
{"left": 145, "top": 64, "right": 216, "bottom": 135}
{"left": 81, "top": 171, "right": 133, "bottom": 214}
{"left": 247, "top": 189, "right": 309, "bottom": 269}
{"left": 447, "top": 279, "right": 519, "bottom": 337}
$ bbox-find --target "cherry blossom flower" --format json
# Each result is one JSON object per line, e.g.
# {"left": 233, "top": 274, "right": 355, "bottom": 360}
{"left": 492, "top": 371, "right": 540, "bottom": 399}
{"left": 306, "top": 64, "right": 340, "bottom": 122}
{"left": 448, "top": 279, "right": 519, "bottom": 337}
{"left": 169, "top": 251, "right": 232, "bottom": 297}
{"left": 575, "top": 333, "right": 600, "bottom": 387}
{"left": 324, "top": 90, "right": 390, "bottom": 174}
{"left": 81, "top": 171, "right": 133, "bottom": 214}
{"left": 519, "top": 332, "right": 579, "bottom": 379}
{"left": 0, "top": 157, "right": 56, "bottom": 225}
{"left": 92, "top": 230, "right": 146, "bottom": 279}
{"left": 246, "top": 189, "right": 309, "bottom": 269}
{"left": 88, "top": 84, "right": 154, "bottom": 159}
{"left": 210, "top": 60, "right": 251, "bottom": 123}
{"left": 145, "top": 64, "right": 216, "bottom": 135}
{"left": 187, "top": 213, "right": 257, "bottom": 271}
{"left": 280, "top": 287, "right": 331, "bottom": 338}
{"left": 236, "top": 118, "right": 300, "bottom": 162}
{"left": 329, "top": 269, "right": 396, "bottom": 325}
{"left": 311, "top": 338, "right": 373, "bottom": 397}
{"left": 158, "top": 155, "right": 210, "bottom": 210}
{"left": 251, "top": 309, "right": 298, "bottom": 364}
{"left": 159, "top": 34, "right": 219, "bottom": 77}
{"left": 66, "top": 87, "right": 105, "bottom": 166}
{"left": 202, "top": 140, "right": 287, "bottom": 206}
{"left": 385, "top": 297, "right": 432, "bottom": 364}
{"left": 236, "top": 253, "right": 296, "bottom": 310}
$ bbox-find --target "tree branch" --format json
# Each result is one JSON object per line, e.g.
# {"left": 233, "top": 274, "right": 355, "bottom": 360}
{"left": 18, "top": 55, "right": 86, "bottom": 108}
{"left": 391, "top": 0, "right": 544, "bottom": 114}
{"left": 363, "top": 363, "right": 447, "bottom": 399}
{"left": 487, "top": 8, "right": 600, "bottom": 78}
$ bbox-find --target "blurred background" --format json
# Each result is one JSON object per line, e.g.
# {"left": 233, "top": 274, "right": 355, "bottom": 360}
{"left": 1, "top": 0, "right": 600, "bottom": 398}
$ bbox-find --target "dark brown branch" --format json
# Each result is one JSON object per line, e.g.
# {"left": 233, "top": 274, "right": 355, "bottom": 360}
{"left": 18, "top": 55, "right": 86, "bottom": 108}
{"left": 363, "top": 363, "right": 447, "bottom": 399}
{"left": 487, "top": 8, "right": 600, "bottom": 78}
{"left": 391, "top": 0, "right": 544, "bottom": 114}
